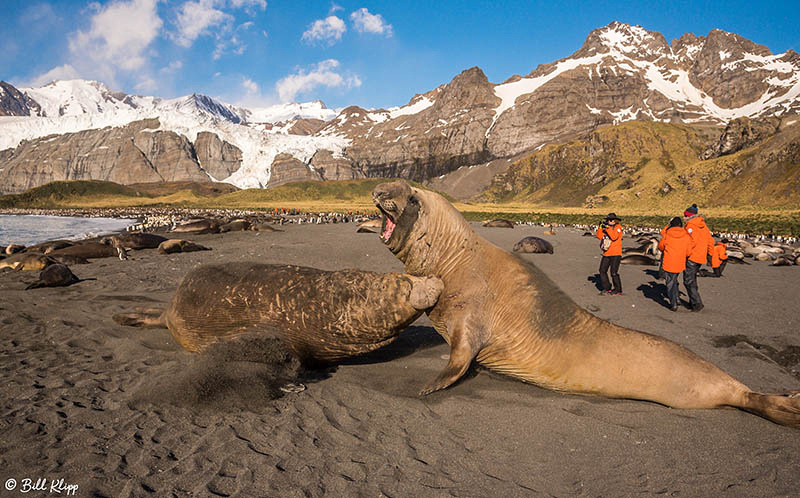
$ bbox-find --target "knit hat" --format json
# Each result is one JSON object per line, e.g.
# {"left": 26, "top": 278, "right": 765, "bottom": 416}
{"left": 669, "top": 216, "right": 683, "bottom": 228}
{"left": 684, "top": 204, "right": 698, "bottom": 217}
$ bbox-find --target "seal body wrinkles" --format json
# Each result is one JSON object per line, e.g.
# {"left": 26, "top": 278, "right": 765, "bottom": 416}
{"left": 113, "top": 262, "right": 442, "bottom": 364}
{"left": 372, "top": 180, "right": 800, "bottom": 427}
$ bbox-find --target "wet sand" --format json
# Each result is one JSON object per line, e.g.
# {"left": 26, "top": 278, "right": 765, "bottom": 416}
{"left": 1, "top": 222, "right": 798, "bottom": 497}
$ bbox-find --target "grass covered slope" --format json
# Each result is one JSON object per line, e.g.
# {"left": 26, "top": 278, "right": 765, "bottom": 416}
{"left": 484, "top": 119, "right": 800, "bottom": 211}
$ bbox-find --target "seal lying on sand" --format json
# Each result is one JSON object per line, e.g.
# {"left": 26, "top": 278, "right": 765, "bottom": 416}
{"left": 483, "top": 219, "right": 515, "bottom": 228}
{"left": 157, "top": 239, "right": 211, "bottom": 254}
{"left": 25, "top": 263, "right": 80, "bottom": 290}
{"left": 101, "top": 233, "right": 168, "bottom": 250}
{"left": 513, "top": 236, "right": 553, "bottom": 254}
{"left": 372, "top": 180, "right": 800, "bottom": 427}
{"left": 0, "top": 253, "right": 55, "bottom": 271}
{"left": 113, "top": 263, "right": 443, "bottom": 364}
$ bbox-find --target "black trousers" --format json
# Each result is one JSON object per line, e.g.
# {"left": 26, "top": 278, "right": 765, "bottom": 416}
{"left": 664, "top": 271, "right": 680, "bottom": 308}
{"left": 713, "top": 260, "right": 727, "bottom": 277}
{"left": 683, "top": 260, "right": 703, "bottom": 307}
{"left": 599, "top": 255, "right": 621, "bottom": 292}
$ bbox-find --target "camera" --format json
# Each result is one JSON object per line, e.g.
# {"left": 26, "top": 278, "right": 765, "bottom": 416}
{"left": 600, "top": 220, "right": 609, "bottom": 228}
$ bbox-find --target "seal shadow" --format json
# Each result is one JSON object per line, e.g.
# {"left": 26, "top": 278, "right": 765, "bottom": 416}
{"left": 338, "top": 325, "right": 446, "bottom": 366}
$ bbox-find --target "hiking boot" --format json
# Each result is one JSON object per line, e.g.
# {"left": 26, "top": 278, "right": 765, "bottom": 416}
{"left": 599, "top": 290, "right": 611, "bottom": 295}
{"left": 692, "top": 303, "right": 704, "bottom": 312}
{"left": 610, "top": 290, "right": 622, "bottom": 295}
{"left": 670, "top": 305, "right": 679, "bottom": 312}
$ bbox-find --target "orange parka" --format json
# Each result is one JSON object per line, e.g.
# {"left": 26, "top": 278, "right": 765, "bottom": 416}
{"left": 711, "top": 242, "right": 728, "bottom": 268}
{"left": 684, "top": 215, "right": 715, "bottom": 265}
{"left": 596, "top": 223, "right": 623, "bottom": 257}
{"left": 658, "top": 226, "right": 695, "bottom": 273}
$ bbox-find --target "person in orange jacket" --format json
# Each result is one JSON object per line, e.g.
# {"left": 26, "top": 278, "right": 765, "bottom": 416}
{"left": 596, "top": 212, "right": 623, "bottom": 295}
{"left": 710, "top": 241, "right": 728, "bottom": 277}
{"left": 683, "top": 204, "right": 715, "bottom": 311}
{"left": 657, "top": 217, "right": 695, "bottom": 311}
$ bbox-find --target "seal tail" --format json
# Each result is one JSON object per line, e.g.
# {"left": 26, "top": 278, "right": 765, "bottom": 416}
{"left": 112, "top": 307, "right": 167, "bottom": 328}
{"left": 739, "top": 391, "right": 800, "bottom": 428}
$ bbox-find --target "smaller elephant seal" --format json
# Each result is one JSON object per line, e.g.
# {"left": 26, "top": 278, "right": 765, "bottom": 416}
{"left": 157, "top": 239, "right": 211, "bottom": 254}
{"left": 0, "top": 254, "right": 56, "bottom": 271}
{"left": 513, "top": 236, "right": 553, "bottom": 254}
{"left": 357, "top": 227, "right": 376, "bottom": 234}
{"left": 113, "top": 263, "right": 443, "bottom": 364}
{"left": 359, "top": 219, "right": 383, "bottom": 230}
{"left": 48, "top": 254, "right": 91, "bottom": 265}
{"left": 620, "top": 254, "right": 658, "bottom": 265}
{"left": 771, "top": 256, "right": 796, "bottom": 266}
{"left": 101, "top": 233, "right": 168, "bottom": 250}
{"left": 170, "top": 219, "right": 221, "bottom": 234}
{"left": 219, "top": 219, "right": 251, "bottom": 232}
{"left": 251, "top": 223, "right": 282, "bottom": 233}
{"left": 23, "top": 240, "right": 73, "bottom": 254}
{"left": 25, "top": 264, "right": 80, "bottom": 290}
{"left": 48, "top": 241, "right": 119, "bottom": 259}
{"left": 5, "top": 244, "right": 25, "bottom": 255}
{"left": 482, "top": 219, "right": 515, "bottom": 228}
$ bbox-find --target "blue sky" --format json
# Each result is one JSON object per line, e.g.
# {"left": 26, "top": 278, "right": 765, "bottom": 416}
{"left": 1, "top": 0, "right": 798, "bottom": 110}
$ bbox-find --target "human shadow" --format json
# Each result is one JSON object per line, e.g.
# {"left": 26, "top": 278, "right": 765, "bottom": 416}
{"left": 587, "top": 274, "right": 604, "bottom": 291}
{"left": 636, "top": 281, "right": 674, "bottom": 309}
{"left": 644, "top": 269, "right": 662, "bottom": 280}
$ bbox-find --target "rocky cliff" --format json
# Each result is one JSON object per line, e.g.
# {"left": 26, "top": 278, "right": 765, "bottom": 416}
{"left": 0, "top": 119, "right": 242, "bottom": 194}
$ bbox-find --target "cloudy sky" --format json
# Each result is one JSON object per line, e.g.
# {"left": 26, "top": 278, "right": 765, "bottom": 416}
{"left": 2, "top": 0, "right": 798, "bottom": 110}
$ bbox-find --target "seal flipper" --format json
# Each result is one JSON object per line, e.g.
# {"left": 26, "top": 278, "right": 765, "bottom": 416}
{"left": 112, "top": 307, "right": 167, "bottom": 328}
{"left": 420, "top": 320, "right": 485, "bottom": 395}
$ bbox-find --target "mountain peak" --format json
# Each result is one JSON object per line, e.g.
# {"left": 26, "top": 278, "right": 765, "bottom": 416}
{"left": 581, "top": 21, "right": 669, "bottom": 59}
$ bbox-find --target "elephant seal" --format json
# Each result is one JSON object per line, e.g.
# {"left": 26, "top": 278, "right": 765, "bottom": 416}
{"left": 620, "top": 254, "right": 658, "bottom": 265}
{"left": 48, "top": 254, "right": 91, "bottom": 265}
{"left": 25, "top": 263, "right": 80, "bottom": 290}
{"left": 170, "top": 219, "right": 220, "bottom": 234}
{"left": 5, "top": 244, "right": 25, "bottom": 255}
{"left": 771, "top": 256, "right": 796, "bottom": 266}
{"left": 0, "top": 253, "right": 55, "bottom": 271}
{"left": 219, "top": 219, "right": 251, "bottom": 232}
{"left": 359, "top": 219, "right": 383, "bottom": 230}
{"left": 101, "top": 233, "right": 168, "bottom": 250}
{"left": 48, "top": 241, "right": 119, "bottom": 259}
{"left": 513, "top": 236, "right": 554, "bottom": 254}
{"left": 482, "top": 219, "right": 515, "bottom": 228}
{"left": 112, "top": 263, "right": 443, "bottom": 364}
{"left": 357, "top": 227, "right": 376, "bottom": 234}
{"left": 157, "top": 239, "right": 211, "bottom": 254}
{"left": 251, "top": 223, "right": 282, "bottom": 233}
{"left": 23, "top": 240, "right": 73, "bottom": 254}
{"left": 372, "top": 180, "right": 800, "bottom": 427}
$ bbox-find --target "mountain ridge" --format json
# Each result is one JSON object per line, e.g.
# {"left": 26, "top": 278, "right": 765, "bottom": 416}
{"left": 1, "top": 21, "right": 798, "bottom": 198}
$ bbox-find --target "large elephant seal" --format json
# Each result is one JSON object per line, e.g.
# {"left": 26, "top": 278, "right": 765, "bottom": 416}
{"left": 372, "top": 180, "right": 800, "bottom": 427}
{"left": 113, "top": 263, "right": 443, "bottom": 364}
{"left": 0, "top": 253, "right": 56, "bottom": 271}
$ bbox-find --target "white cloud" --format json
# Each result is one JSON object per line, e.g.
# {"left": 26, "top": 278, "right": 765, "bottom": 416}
{"left": 172, "top": 0, "right": 232, "bottom": 47}
{"left": 242, "top": 77, "right": 259, "bottom": 94}
{"left": 301, "top": 16, "right": 346, "bottom": 45}
{"left": 70, "top": 0, "right": 163, "bottom": 73}
{"left": 275, "top": 59, "right": 361, "bottom": 102}
{"left": 20, "top": 64, "right": 81, "bottom": 88}
{"left": 229, "top": 0, "right": 267, "bottom": 9}
{"left": 350, "top": 8, "right": 392, "bottom": 36}
{"left": 160, "top": 60, "right": 184, "bottom": 73}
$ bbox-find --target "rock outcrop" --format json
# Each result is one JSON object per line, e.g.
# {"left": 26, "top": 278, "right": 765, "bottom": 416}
{"left": 0, "top": 81, "right": 41, "bottom": 116}
{"left": 0, "top": 119, "right": 242, "bottom": 194}
{"left": 702, "top": 117, "right": 781, "bottom": 159}
{"left": 266, "top": 153, "right": 322, "bottom": 188}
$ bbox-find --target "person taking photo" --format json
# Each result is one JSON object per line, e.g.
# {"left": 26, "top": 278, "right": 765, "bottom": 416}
{"left": 596, "top": 213, "right": 623, "bottom": 295}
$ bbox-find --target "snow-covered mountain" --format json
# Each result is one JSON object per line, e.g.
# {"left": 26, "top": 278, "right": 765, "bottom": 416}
{"left": 1, "top": 22, "right": 798, "bottom": 194}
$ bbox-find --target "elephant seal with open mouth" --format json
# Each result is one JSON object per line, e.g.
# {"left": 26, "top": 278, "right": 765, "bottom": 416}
{"left": 372, "top": 180, "right": 800, "bottom": 427}
{"left": 113, "top": 262, "right": 443, "bottom": 364}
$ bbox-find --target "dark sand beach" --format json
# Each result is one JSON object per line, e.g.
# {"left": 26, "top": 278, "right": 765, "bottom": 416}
{"left": 1, "top": 222, "right": 798, "bottom": 497}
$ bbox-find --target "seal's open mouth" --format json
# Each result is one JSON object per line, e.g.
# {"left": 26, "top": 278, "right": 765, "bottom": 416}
{"left": 381, "top": 214, "right": 396, "bottom": 242}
